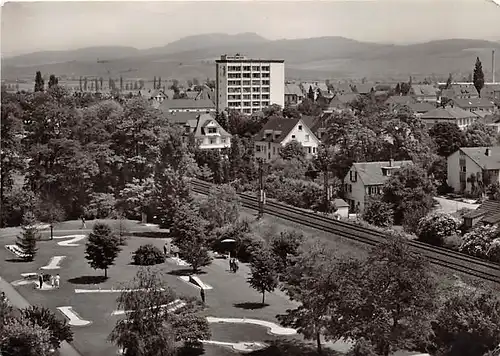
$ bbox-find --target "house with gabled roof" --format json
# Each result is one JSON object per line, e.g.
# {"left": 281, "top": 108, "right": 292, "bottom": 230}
{"left": 451, "top": 97, "right": 496, "bottom": 113}
{"left": 343, "top": 160, "right": 413, "bottom": 213}
{"left": 420, "top": 106, "right": 478, "bottom": 129}
{"left": 184, "top": 113, "right": 231, "bottom": 150}
{"left": 447, "top": 146, "right": 500, "bottom": 195}
{"left": 158, "top": 99, "right": 216, "bottom": 114}
{"left": 409, "top": 84, "right": 439, "bottom": 103}
{"left": 254, "top": 118, "right": 320, "bottom": 162}
{"left": 284, "top": 83, "right": 305, "bottom": 106}
{"left": 394, "top": 102, "right": 435, "bottom": 117}
{"left": 352, "top": 83, "right": 375, "bottom": 95}
{"left": 481, "top": 84, "right": 500, "bottom": 105}
{"left": 385, "top": 95, "right": 416, "bottom": 111}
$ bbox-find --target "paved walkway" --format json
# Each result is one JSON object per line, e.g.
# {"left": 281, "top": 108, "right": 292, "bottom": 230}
{"left": 0, "top": 276, "right": 82, "bottom": 356}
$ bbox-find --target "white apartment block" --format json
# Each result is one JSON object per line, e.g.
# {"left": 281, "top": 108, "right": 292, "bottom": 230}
{"left": 215, "top": 54, "right": 285, "bottom": 114}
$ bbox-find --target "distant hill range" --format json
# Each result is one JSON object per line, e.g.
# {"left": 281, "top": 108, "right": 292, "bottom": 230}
{"left": 2, "top": 33, "right": 500, "bottom": 83}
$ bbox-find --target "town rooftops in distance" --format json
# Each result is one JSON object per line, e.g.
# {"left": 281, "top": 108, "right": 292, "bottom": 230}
{"left": 216, "top": 54, "right": 284, "bottom": 63}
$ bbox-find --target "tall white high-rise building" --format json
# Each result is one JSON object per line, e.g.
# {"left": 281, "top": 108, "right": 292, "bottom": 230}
{"left": 215, "top": 54, "right": 285, "bottom": 114}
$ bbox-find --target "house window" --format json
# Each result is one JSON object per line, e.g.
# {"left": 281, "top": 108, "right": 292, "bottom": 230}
{"left": 207, "top": 127, "right": 217, "bottom": 134}
{"left": 298, "top": 125, "right": 303, "bottom": 131}
{"left": 291, "top": 135, "right": 296, "bottom": 139}
{"left": 273, "top": 147, "right": 276, "bottom": 155}
{"left": 209, "top": 138, "right": 216, "bottom": 145}
{"left": 313, "top": 147, "right": 316, "bottom": 153}
{"left": 349, "top": 185, "right": 352, "bottom": 193}
{"left": 221, "top": 138, "right": 226, "bottom": 144}
{"left": 307, "top": 147, "right": 311, "bottom": 154}
{"left": 305, "top": 134, "right": 309, "bottom": 142}
{"left": 256, "top": 144, "right": 262, "bottom": 152}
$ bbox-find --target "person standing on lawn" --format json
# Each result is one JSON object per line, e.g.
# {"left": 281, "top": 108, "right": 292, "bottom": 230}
{"left": 55, "top": 274, "right": 60, "bottom": 288}
{"left": 50, "top": 275, "right": 55, "bottom": 288}
{"left": 38, "top": 274, "right": 43, "bottom": 289}
{"left": 80, "top": 215, "right": 86, "bottom": 229}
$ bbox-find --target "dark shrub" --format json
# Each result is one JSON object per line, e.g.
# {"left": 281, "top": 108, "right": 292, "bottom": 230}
{"left": 132, "top": 244, "right": 165, "bottom": 265}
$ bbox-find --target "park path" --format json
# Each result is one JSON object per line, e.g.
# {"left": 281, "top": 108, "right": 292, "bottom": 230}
{"left": 0, "top": 276, "right": 83, "bottom": 356}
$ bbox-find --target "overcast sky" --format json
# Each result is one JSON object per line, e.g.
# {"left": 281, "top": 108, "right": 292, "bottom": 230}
{"left": 2, "top": 0, "right": 500, "bottom": 56}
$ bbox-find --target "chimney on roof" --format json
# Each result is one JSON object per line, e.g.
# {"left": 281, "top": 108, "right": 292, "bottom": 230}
{"left": 485, "top": 148, "right": 491, "bottom": 156}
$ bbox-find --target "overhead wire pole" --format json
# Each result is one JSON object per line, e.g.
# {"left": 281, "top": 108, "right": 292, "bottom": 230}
{"left": 258, "top": 158, "right": 265, "bottom": 219}
{"left": 324, "top": 166, "right": 329, "bottom": 215}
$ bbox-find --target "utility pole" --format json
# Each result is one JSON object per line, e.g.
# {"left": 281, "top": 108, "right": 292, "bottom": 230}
{"left": 258, "top": 159, "right": 265, "bottom": 219}
{"left": 323, "top": 167, "right": 329, "bottom": 215}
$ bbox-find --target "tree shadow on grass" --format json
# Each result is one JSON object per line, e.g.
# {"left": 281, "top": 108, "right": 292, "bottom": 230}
{"left": 233, "top": 302, "right": 270, "bottom": 310}
{"left": 5, "top": 258, "right": 28, "bottom": 263}
{"left": 167, "top": 268, "right": 207, "bottom": 276}
{"left": 67, "top": 276, "right": 108, "bottom": 285}
{"left": 248, "top": 338, "right": 342, "bottom": 356}
{"left": 176, "top": 345, "right": 205, "bottom": 356}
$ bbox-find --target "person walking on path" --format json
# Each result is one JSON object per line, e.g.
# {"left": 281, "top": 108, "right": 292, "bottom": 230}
{"left": 80, "top": 216, "right": 86, "bottom": 229}
{"left": 50, "top": 275, "right": 55, "bottom": 288}
{"left": 38, "top": 274, "right": 43, "bottom": 289}
{"left": 200, "top": 288, "right": 205, "bottom": 305}
{"left": 55, "top": 274, "right": 60, "bottom": 288}
{"left": 163, "top": 244, "right": 167, "bottom": 255}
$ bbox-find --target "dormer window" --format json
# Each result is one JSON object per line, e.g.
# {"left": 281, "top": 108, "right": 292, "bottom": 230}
{"left": 207, "top": 127, "right": 217, "bottom": 134}
{"left": 298, "top": 125, "right": 303, "bottom": 131}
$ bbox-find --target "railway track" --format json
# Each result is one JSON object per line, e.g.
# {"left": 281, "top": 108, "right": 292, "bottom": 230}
{"left": 190, "top": 179, "right": 500, "bottom": 284}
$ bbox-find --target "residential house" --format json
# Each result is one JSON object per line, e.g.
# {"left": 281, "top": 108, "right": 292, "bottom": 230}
{"left": 481, "top": 84, "right": 500, "bottom": 105}
{"left": 159, "top": 99, "right": 216, "bottom": 114}
{"left": 385, "top": 96, "right": 416, "bottom": 111}
{"left": 334, "top": 83, "right": 354, "bottom": 95}
{"left": 165, "top": 111, "right": 205, "bottom": 126}
{"left": 452, "top": 97, "right": 496, "bottom": 113}
{"left": 301, "top": 114, "right": 329, "bottom": 141}
{"left": 254, "top": 118, "right": 320, "bottom": 162}
{"left": 300, "top": 82, "right": 331, "bottom": 100}
{"left": 394, "top": 102, "right": 435, "bottom": 117}
{"left": 183, "top": 113, "right": 231, "bottom": 150}
{"left": 343, "top": 160, "right": 413, "bottom": 213}
{"left": 420, "top": 106, "right": 478, "bottom": 129}
{"left": 323, "top": 96, "right": 349, "bottom": 114}
{"left": 284, "top": 83, "right": 305, "bottom": 106}
{"left": 336, "top": 94, "right": 360, "bottom": 106}
{"left": 463, "top": 200, "right": 500, "bottom": 228}
{"left": 409, "top": 84, "right": 439, "bottom": 103}
{"left": 441, "top": 84, "right": 479, "bottom": 102}
{"left": 447, "top": 146, "right": 500, "bottom": 195}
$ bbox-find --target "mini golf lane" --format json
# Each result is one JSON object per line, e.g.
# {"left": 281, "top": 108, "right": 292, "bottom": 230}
{"left": 57, "top": 306, "right": 92, "bottom": 326}
{"left": 207, "top": 317, "right": 297, "bottom": 336}
{"left": 40, "top": 256, "right": 66, "bottom": 270}
{"left": 201, "top": 340, "right": 268, "bottom": 353}
{"left": 53, "top": 234, "right": 87, "bottom": 247}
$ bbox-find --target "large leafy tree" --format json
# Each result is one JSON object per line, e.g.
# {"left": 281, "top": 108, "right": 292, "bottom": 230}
{"left": 247, "top": 247, "right": 279, "bottom": 305}
{"left": 382, "top": 164, "right": 436, "bottom": 225}
{"left": 269, "top": 230, "right": 304, "bottom": 276}
{"left": 279, "top": 141, "right": 306, "bottom": 161}
{"left": 473, "top": 57, "right": 485, "bottom": 97}
{"left": 21, "top": 305, "right": 73, "bottom": 350}
{"left": 84, "top": 223, "right": 122, "bottom": 278}
{"left": 362, "top": 196, "right": 394, "bottom": 228}
{"left": 463, "top": 121, "right": 496, "bottom": 147}
{"left": 170, "top": 205, "right": 211, "bottom": 272}
{"left": 417, "top": 212, "right": 460, "bottom": 247}
{"left": 199, "top": 184, "right": 240, "bottom": 229}
{"left": 155, "top": 168, "right": 192, "bottom": 229}
{"left": 0, "top": 318, "right": 52, "bottom": 356}
{"left": 119, "top": 176, "right": 156, "bottom": 223}
{"left": 431, "top": 289, "right": 500, "bottom": 356}
{"left": 34, "top": 71, "right": 44, "bottom": 92}
{"left": 348, "top": 236, "right": 439, "bottom": 356}
{"left": 429, "top": 123, "right": 466, "bottom": 157}
{"left": 109, "top": 268, "right": 210, "bottom": 355}
{"left": 279, "top": 241, "right": 360, "bottom": 354}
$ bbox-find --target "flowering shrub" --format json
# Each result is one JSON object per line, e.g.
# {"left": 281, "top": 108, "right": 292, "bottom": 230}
{"left": 459, "top": 225, "right": 499, "bottom": 259}
{"left": 417, "top": 212, "right": 460, "bottom": 247}
{"left": 486, "top": 239, "right": 500, "bottom": 264}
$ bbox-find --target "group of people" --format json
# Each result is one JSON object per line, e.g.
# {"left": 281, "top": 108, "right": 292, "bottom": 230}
{"left": 38, "top": 273, "right": 60, "bottom": 289}
{"left": 229, "top": 258, "right": 239, "bottom": 273}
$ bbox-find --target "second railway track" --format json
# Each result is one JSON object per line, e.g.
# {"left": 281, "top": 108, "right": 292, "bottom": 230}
{"left": 190, "top": 179, "right": 500, "bottom": 284}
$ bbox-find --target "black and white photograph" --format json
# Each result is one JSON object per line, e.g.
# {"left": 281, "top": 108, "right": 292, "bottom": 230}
{"left": 1, "top": 0, "right": 500, "bottom": 355}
